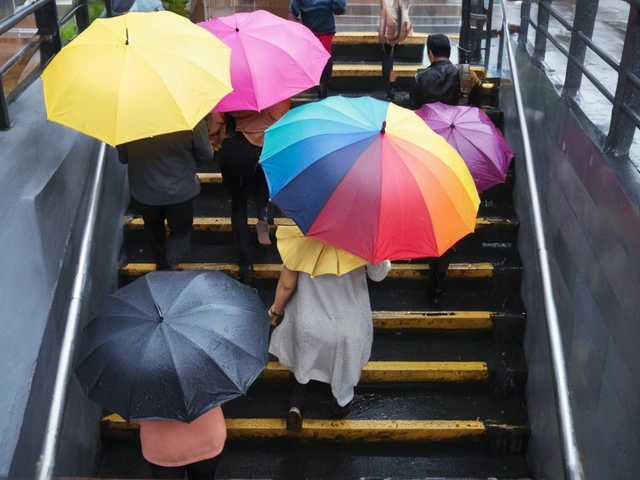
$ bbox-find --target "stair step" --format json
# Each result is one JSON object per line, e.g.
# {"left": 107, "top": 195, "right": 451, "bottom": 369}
{"left": 123, "top": 215, "right": 518, "bottom": 235}
{"left": 261, "top": 361, "right": 488, "bottom": 382}
{"left": 119, "top": 261, "right": 497, "bottom": 279}
{"left": 102, "top": 414, "right": 529, "bottom": 443}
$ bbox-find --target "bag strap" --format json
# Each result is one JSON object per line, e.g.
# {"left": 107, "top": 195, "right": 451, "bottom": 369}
{"left": 459, "top": 63, "right": 473, "bottom": 96}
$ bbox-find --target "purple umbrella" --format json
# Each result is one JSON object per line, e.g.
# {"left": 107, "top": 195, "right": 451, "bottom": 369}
{"left": 415, "top": 102, "right": 514, "bottom": 193}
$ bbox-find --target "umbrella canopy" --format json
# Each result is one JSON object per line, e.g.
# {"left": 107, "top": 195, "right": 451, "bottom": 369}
{"left": 276, "top": 225, "right": 368, "bottom": 278}
{"left": 199, "top": 10, "right": 330, "bottom": 112}
{"left": 260, "top": 96, "right": 480, "bottom": 264}
{"left": 75, "top": 271, "right": 270, "bottom": 422}
{"left": 41, "top": 11, "right": 232, "bottom": 146}
{"left": 415, "top": 102, "right": 514, "bottom": 193}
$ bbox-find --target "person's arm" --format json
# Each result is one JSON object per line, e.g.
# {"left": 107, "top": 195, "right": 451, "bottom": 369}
{"left": 192, "top": 118, "right": 214, "bottom": 164}
{"left": 207, "top": 112, "right": 227, "bottom": 152}
{"left": 333, "top": 0, "right": 346, "bottom": 15}
{"left": 269, "top": 266, "right": 299, "bottom": 325}
{"left": 116, "top": 144, "right": 128, "bottom": 165}
{"left": 366, "top": 260, "right": 391, "bottom": 282}
{"left": 409, "top": 71, "right": 423, "bottom": 110}
{"left": 289, "top": 0, "right": 302, "bottom": 19}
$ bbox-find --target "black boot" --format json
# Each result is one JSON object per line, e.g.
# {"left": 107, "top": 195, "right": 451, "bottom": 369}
{"left": 427, "top": 270, "right": 446, "bottom": 308}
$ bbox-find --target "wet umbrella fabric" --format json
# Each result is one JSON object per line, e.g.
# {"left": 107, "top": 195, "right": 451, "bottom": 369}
{"left": 198, "top": 10, "right": 330, "bottom": 112}
{"left": 415, "top": 102, "right": 514, "bottom": 193}
{"left": 75, "top": 271, "right": 269, "bottom": 422}
{"left": 41, "top": 11, "right": 232, "bottom": 146}
{"left": 260, "top": 96, "right": 480, "bottom": 264}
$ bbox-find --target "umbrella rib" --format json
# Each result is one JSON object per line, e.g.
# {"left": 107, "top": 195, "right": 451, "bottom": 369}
{"left": 127, "top": 326, "right": 161, "bottom": 421}
{"left": 162, "top": 322, "right": 251, "bottom": 391}
{"left": 166, "top": 311, "right": 267, "bottom": 367}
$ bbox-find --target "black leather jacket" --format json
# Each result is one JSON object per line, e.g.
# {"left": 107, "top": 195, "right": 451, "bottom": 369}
{"left": 409, "top": 60, "right": 461, "bottom": 109}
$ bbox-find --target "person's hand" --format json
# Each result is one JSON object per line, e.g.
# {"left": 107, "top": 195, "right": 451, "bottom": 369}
{"left": 268, "top": 306, "right": 284, "bottom": 327}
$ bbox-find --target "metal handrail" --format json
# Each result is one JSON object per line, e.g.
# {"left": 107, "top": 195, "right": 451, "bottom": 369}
{"left": 0, "top": 0, "right": 52, "bottom": 36}
{"left": 498, "top": 0, "right": 584, "bottom": 479}
{"left": 36, "top": 143, "right": 109, "bottom": 480}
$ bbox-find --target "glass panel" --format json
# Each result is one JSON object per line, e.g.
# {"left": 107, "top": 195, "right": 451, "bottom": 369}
{"left": 0, "top": 13, "right": 39, "bottom": 96}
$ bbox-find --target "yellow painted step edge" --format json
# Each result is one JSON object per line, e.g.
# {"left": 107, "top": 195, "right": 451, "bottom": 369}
{"left": 124, "top": 216, "right": 516, "bottom": 232}
{"left": 261, "top": 361, "right": 488, "bottom": 383}
{"left": 119, "top": 262, "right": 494, "bottom": 279}
{"left": 102, "top": 414, "right": 486, "bottom": 441}
{"left": 371, "top": 311, "right": 494, "bottom": 330}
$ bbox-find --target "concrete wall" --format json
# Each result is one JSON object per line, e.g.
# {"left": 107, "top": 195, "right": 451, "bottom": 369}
{"left": 502, "top": 42, "right": 640, "bottom": 479}
{"left": 0, "top": 80, "right": 128, "bottom": 477}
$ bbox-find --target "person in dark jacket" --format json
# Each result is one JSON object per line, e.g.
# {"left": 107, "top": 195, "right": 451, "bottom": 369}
{"left": 117, "top": 119, "right": 213, "bottom": 271}
{"left": 409, "top": 34, "right": 461, "bottom": 109}
{"left": 409, "top": 34, "right": 483, "bottom": 307}
{"left": 290, "top": 0, "right": 346, "bottom": 98}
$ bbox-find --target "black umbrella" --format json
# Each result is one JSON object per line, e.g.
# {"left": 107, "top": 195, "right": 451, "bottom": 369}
{"left": 74, "top": 271, "right": 270, "bottom": 422}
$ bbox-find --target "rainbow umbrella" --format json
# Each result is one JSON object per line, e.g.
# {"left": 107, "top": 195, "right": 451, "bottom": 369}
{"left": 260, "top": 96, "right": 480, "bottom": 264}
{"left": 415, "top": 102, "right": 514, "bottom": 193}
{"left": 199, "top": 10, "right": 330, "bottom": 112}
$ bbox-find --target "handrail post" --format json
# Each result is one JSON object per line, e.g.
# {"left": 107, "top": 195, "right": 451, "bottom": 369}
{"left": 75, "top": 0, "right": 91, "bottom": 32}
{"left": 0, "top": 83, "right": 11, "bottom": 130}
{"left": 534, "top": 0, "right": 552, "bottom": 61}
{"left": 563, "top": 0, "right": 599, "bottom": 98}
{"left": 519, "top": 0, "right": 531, "bottom": 44}
{"left": 605, "top": 5, "right": 640, "bottom": 157}
{"left": 34, "top": 0, "right": 62, "bottom": 65}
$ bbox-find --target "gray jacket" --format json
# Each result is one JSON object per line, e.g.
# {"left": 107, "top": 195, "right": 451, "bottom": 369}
{"left": 117, "top": 120, "right": 213, "bottom": 206}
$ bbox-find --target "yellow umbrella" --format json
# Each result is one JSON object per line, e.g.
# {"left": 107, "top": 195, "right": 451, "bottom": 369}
{"left": 276, "top": 226, "right": 368, "bottom": 278}
{"left": 41, "top": 11, "right": 232, "bottom": 146}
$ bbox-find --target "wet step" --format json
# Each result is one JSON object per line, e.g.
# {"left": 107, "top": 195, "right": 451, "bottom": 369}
{"left": 102, "top": 387, "right": 530, "bottom": 443}
{"left": 100, "top": 437, "right": 531, "bottom": 479}
{"left": 193, "top": 173, "right": 516, "bottom": 218}
{"left": 118, "top": 259, "right": 521, "bottom": 281}
{"left": 122, "top": 215, "right": 520, "bottom": 248}
{"left": 261, "top": 360, "right": 488, "bottom": 383}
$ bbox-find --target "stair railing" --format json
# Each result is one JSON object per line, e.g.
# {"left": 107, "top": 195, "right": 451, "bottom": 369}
{"left": 497, "top": 0, "right": 584, "bottom": 478}
{"left": 0, "top": 0, "right": 89, "bottom": 130}
{"left": 35, "top": 143, "right": 109, "bottom": 480}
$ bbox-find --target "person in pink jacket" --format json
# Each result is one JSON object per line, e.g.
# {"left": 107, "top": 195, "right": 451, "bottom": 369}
{"left": 138, "top": 406, "right": 227, "bottom": 479}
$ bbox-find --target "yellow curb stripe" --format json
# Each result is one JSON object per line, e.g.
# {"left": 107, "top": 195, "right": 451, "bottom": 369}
{"left": 332, "top": 32, "right": 431, "bottom": 45}
{"left": 331, "top": 64, "right": 427, "bottom": 77}
{"left": 372, "top": 311, "right": 494, "bottom": 330}
{"left": 119, "top": 262, "right": 494, "bottom": 279}
{"left": 101, "top": 414, "right": 486, "bottom": 441}
{"left": 124, "top": 216, "right": 515, "bottom": 233}
{"left": 261, "top": 361, "right": 488, "bottom": 383}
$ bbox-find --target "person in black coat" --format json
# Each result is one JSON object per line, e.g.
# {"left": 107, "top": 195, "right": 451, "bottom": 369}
{"left": 117, "top": 119, "right": 213, "bottom": 271}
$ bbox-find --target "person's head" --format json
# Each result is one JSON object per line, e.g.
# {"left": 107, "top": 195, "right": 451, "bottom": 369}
{"left": 427, "top": 34, "right": 451, "bottom": 62}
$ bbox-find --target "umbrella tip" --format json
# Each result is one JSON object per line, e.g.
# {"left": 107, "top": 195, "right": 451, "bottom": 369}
{"left": 450, "top": 123, "right": 455, "bottom": 129}
{"left": 381, "top": 121, "right": 386, "bottom": 134}
{"left": 125, "top": 27, "right": 129, "bottom": 45}
{"left": 235, "top": 27, "right": 239, "bottom": 32}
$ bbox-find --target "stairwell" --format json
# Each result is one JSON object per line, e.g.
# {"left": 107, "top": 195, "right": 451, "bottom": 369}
{"left": 97, "top": 28, "right": 530, "bottom": 477}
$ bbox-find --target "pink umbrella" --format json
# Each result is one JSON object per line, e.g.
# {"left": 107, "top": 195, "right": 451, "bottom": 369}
{"left": 415, "top": 102, "right": 514, "bottom": 193}
{"left": 199, "top": 10, "right": 331, "bottom": 112}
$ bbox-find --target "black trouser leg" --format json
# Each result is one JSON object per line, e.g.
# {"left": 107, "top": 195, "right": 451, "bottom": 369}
{"left": 164, "top": 197, "right": 194, "bottom": 267}
{"left": 149, "top": 463, "right": 185, "bottom": 479}
{"left": 254, "top": 164, "right": 270, "bottom": 223}
{"left": 186, "top": 454, "right": 221, "bottom": 479}
{"left": 141, "top": 203, "right": 167, "bottom": 267}
{"left": 381, "top": 44, "right": 394, "bottom": 96}
{"left": 290, "top": 378, "right": 307, "bottom": 410}
{"left": 230, "top": 186, "right": 252, "bottom": 273}
{"left": 318, "top": 57, "right": 333, "bottom": 99}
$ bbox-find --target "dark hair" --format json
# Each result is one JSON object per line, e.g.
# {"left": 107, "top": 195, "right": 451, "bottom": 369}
{"left": 427, "top": 34, "right": 451, "bottom": 58}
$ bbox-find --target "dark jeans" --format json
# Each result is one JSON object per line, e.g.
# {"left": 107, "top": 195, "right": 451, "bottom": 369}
{"left": 218, "top": 132, "right": 270, "bottom": 273}
{"left": 381, "top": 43, "right": 395, "bottom": 95}
{"left": 141, "top": 197, "right": 194, "bottom": 268}
{"left": 149, "top": 454, "right": 221, "bottom": 479}
{"left": 427, "top": 248, "right": 453, "bottom": 276}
